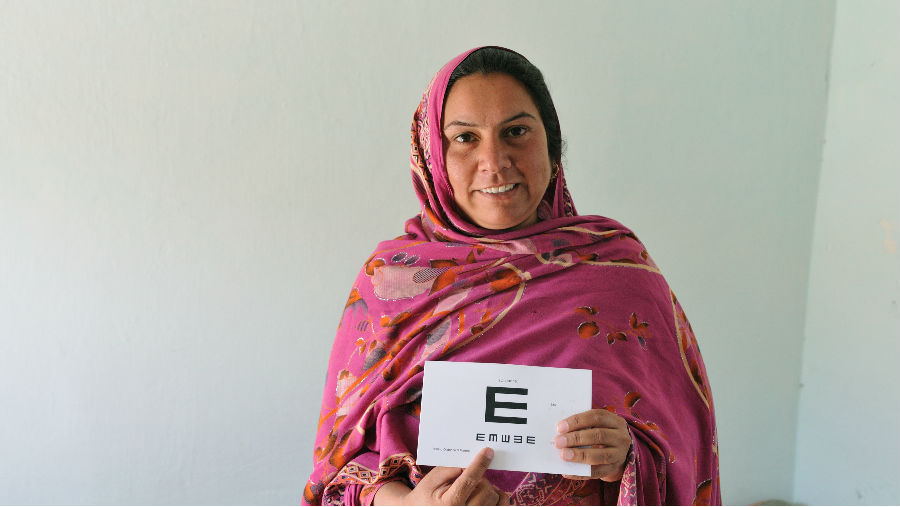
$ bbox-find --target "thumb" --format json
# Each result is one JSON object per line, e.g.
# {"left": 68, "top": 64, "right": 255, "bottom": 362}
{"left": 443, "top": 448, "right": 495, "bottom": 504}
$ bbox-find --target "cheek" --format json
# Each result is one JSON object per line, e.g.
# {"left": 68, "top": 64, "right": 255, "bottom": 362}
{"left": 445, "top": 154, "right": 471, "bottom": 197}
{"left": 524, "top": 148, "right": 552, "bottom": 187}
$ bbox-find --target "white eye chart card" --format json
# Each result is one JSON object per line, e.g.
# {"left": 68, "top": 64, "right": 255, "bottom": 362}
{"left": 417, "top": 361, "right": 591, "bottom": 475}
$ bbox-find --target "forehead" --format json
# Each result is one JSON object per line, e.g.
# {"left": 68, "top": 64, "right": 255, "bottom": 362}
{"left": 442, "top": 73, "right": 539, "bottom": 123}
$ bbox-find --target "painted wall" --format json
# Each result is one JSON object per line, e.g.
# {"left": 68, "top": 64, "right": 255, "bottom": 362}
{"left": 793, "top": 1, "right": 900, "bottom": 504}
{"left": 0, "top": 1, "right": 836, "bottom": 504}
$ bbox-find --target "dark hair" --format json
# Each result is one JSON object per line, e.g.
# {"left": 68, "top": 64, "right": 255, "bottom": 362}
{"left": 446, "top": 47, "right": 563, "bottom": 165}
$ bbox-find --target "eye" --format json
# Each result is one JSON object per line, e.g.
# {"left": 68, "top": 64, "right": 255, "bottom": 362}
{"left": 505, "top": 125, "right": 529, "bottom": 138}
{"left": 452, "top": 132, "right": 476, "bottom": 143}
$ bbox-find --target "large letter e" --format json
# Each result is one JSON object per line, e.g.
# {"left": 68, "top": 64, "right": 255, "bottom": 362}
{"left": 484, "top": 386, "right": 528, "bottom": 424}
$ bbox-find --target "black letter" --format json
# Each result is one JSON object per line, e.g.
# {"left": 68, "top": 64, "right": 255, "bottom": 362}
{"left": 485, "top": 386, "right": 528, "bottom": 424}
{"left": 514, "top": 435, "right": 523, "bottom": 444}
{"left": 526, "top": 436, "right": 536, "bottom": 445}
{"left": 476, "top": 433, "right": 485, "bottom": 441}
{"left": 488, "top": 433, "right": 497, "bottom": 442}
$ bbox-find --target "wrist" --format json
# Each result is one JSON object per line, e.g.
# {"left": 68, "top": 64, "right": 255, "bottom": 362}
{"left": 372, "top": 480, "right": 412, "bottom": 506}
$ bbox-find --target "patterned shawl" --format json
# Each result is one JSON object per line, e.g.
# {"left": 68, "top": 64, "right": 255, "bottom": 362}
{"left": 303, "top": 47, "right": 720, "bottom": 506}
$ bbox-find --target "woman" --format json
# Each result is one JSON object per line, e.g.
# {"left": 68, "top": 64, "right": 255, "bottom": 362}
{"left": 304, "top": 47, "right": 720, "bottom": 505}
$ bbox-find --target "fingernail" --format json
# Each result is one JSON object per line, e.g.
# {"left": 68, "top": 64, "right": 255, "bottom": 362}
{"left": 557, "top": 421, "right": 569, "bottom": 433}
{"left": 553, "top": 435, "right": 566, "bottom": 448}
{"left": 561, "top": 449, "right": 574, "bottom": 460}
{"left": 484, "top": 447, "right": 494, "bottom": 460}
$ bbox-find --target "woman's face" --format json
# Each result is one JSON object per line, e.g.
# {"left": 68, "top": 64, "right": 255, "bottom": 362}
{"left": 442, "top": 73, "right": 552, "bottom": 231}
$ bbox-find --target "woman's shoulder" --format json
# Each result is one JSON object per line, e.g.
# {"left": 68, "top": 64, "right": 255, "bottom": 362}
{"left": 544, "top": 214, "right": 642, "bottom": 243}
{"left": 571, "top": 214, "right": 634, "bottom": 232}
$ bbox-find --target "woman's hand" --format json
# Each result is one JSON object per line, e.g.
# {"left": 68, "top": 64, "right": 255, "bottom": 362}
{"left": 555, "top": 409, "right": 632, "bottom": 482}
{"left": 374, "top": 447, "right": 509, "bottom": 505}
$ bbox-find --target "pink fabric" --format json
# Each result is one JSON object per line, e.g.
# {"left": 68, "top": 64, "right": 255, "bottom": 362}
{"left": 303, "top": 47, "right": 720, "bottom": 506}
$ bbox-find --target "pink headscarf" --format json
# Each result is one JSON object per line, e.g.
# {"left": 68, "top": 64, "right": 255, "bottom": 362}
{"left": 409, "top": 46, "right": 576, "bottom": 240}
{"left": 304, "top": 47, "right": 720, "bottom": 505}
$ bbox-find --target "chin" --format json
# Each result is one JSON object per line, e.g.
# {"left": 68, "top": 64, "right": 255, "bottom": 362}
{"left": 466, "top": 207, "right": 537, "bottom": 231}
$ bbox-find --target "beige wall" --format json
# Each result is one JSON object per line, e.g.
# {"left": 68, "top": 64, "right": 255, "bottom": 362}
{"left": 794, "top": 0, "right": 900, "bottom": 504}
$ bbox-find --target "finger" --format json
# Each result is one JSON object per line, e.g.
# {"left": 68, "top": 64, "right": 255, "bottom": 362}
{"left": 554, "top": 427, "right": 617, "bottom": 448}
{"left": 444, "top": 448, "right": 494, "bottom": 504}
{"left": 559, "top": 445, "right": 623, "bottom": 466}
{"left": 557, "top": 409, "right": 624, "bottom": 433}
{"left": 417, "top": 465, "right": 463, "bottom": 491}
{"left": 497, "top": 489, "right": 511, "bottom": 505}
{"left": 465, "top": 479, "right": 499, "bottom": 506}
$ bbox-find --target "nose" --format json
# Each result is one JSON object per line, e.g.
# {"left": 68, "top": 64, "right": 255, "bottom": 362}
{"left": 476, "top": 136, "right": 511, "bottom": 174}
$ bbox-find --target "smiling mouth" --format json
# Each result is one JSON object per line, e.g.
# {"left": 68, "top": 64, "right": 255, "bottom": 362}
{"left": 479, "top": 183, "right": 518, "bottom": 194}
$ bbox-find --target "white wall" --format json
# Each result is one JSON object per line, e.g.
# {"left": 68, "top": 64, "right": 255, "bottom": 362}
{"left": 0, "top": 1, "right": 837, "bottom": 504}
{"left": 793, "top": 1, "right": 900, "bottom": 504}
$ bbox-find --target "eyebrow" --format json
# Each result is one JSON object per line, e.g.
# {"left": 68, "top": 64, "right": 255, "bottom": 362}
{"left": 444, "top": 111, "right": 538, "bottom": 129}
